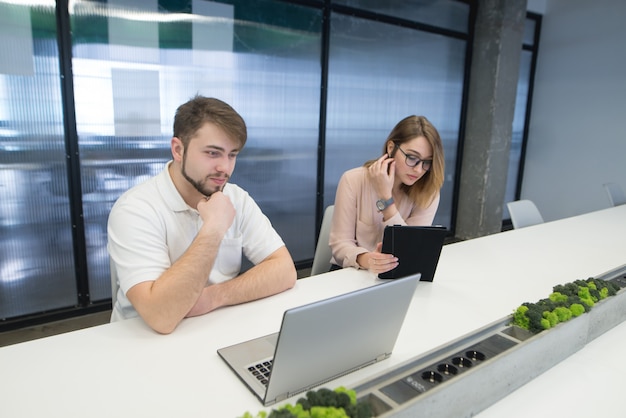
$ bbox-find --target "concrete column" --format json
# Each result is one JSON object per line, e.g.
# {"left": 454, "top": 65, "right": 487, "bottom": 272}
{"left": 456, "top": 0, "right": 527, "bottom": 240}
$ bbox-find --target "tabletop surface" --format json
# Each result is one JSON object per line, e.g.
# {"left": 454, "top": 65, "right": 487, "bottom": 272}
{"left": 1, "top": 205, "right": 625, "bottom": 418}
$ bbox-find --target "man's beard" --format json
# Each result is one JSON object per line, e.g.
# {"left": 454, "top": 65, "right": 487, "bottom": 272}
{"left": 181, "top": 154, "right": 229, "bottom": 197}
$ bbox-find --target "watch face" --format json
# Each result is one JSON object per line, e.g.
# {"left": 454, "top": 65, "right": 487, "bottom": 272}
{"left": 377, "top": 198, "right": 393, "bottom": 211}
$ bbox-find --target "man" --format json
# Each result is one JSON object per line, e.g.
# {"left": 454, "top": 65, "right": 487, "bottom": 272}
{"left": 107, "top": 96, "right": 297, "bottom": 334}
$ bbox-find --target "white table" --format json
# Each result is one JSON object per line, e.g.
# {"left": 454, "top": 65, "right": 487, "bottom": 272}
{"left": 1, "top": 205, "right": 625, "bottom": 418}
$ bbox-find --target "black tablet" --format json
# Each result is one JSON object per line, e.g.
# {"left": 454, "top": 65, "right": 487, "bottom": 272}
{"left": 378, "top": 225, "right": 447, "bottom": 281}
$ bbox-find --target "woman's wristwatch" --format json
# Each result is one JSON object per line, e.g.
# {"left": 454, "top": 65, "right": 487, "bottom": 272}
{"left": 376, "top": 197, "right": 394, "bottom": 211}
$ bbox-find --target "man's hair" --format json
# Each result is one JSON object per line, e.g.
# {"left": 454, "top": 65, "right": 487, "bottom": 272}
{"left": 173, "top": 95, "right": 247, "bottom": 148}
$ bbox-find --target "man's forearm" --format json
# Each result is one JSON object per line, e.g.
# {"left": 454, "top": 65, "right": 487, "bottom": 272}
{"left": 188, "top": 246, "right": 296, "bottom": 316}
{"left": 128, "top": 228, "right": 222, "bottom": 333}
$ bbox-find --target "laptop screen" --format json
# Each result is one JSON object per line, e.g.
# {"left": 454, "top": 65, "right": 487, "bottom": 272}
{"left": 217, "top": 273, "right": 421, "bottom": 406}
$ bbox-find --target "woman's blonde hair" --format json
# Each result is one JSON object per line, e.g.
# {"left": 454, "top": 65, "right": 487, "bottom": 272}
{"left": 365, "top": 115, "right": 445, "bottom": 208}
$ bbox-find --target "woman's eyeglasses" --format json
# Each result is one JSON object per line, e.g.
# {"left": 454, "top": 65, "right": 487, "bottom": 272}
{"left": 394, "top": 144, "right": 432, "bottom": 171}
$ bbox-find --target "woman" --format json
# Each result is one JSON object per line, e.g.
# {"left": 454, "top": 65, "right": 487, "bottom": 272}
{"left": 329, "top": 115, "right": 445, "bottom": 275}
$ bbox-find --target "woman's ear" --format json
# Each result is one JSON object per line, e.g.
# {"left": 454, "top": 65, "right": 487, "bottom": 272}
{"left": 386, "top": 141, "right": 396, "bottom": 157}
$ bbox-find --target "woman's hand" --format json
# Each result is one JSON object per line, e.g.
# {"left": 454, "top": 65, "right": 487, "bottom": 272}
{"left": 368, "top": 153, "right": 395, "bottom": 200}
{"left": 357, "top": 242, "right": 398, "bottom": 274}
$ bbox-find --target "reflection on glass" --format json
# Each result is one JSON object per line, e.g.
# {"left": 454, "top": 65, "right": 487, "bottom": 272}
{"left": 71, "top": 0, "right": 322, "bottom": 298}
{"left": 523, "top": 17, "right": 536, "bottom": 46}
{"left": 503, "top": 51, "right": 533, "bottom": 219}
{"left": 0, "top": 1, "right": 77, "bottom": 319}
{"left": 324, "top": 12, "right": 466, "bottom": 227}
{"left": 332, "top": 0, "right": 469, "bottom": 33}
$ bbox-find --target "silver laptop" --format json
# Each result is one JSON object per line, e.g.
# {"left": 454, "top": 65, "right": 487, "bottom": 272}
{"left": 217, "top": 273, "right": 420, "bottom": 406}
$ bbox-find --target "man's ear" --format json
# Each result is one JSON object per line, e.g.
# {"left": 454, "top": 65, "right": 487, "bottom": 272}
{"left": 171, "top": 137, "right": 184, "bottom": 162}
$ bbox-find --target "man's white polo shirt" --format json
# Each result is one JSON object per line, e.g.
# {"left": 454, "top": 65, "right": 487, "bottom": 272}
{"left": 108, "top": 161, "right": 285, "bottom": 321}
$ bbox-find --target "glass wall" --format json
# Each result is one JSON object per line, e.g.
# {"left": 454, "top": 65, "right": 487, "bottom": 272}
{"left": 0, "top": 0, "right": 540, "bottom": 326}
{"left": 0, "top": 1, "right": 78, "bottom": 319}
{"left": 503, "top": 49, "right": 533, "bottom": 218}
{"left": 332, "top": 0, "right": 470, "bottom": 33}
{"left": 71, "top": 0, "right": 322, "bottom": 300}
{"left": 324, "top": 9, "right": 468, "bottom": 227}
{"left": 503, "top": 16, "right": 540, "bottom": 219}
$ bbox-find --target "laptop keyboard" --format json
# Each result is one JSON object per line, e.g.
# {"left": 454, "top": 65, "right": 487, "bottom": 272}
{"left": 247, "top": 359, "right": 273, "bottom": 386}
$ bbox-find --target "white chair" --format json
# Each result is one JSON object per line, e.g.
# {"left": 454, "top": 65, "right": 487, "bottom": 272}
{"left": 507, "top": 199, "right": 544, "bottom": 229}
{"left": 603, "top": 182, "right": 626, "bottom": 206}
{"left": 310, "top": 205, "right": 334, "bottom": 276}
{"left": 110, "top": 257, "right": 119, "bottom": 307}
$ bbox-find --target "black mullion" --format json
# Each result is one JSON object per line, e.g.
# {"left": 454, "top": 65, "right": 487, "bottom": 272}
{"left": 55, "top": 0, "right": 91, "bottom": 307}
{"left": 314, "top": 1, "right": 331, "bottom": 251}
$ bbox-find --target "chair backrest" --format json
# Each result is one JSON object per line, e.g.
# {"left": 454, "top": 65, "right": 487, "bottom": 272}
{"left": 603, "top": 182, "right": 626, "bottom": 206}
{"left": 310, "top": 205, "right": 334, "bottom": 276}
{"left": 110, "top": 257, "right": 119, "bottom": 307}
{"left": 506, "top": 199, "right": 544, "bottom": 229}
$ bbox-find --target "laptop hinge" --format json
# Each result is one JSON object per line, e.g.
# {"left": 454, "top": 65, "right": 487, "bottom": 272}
{"left": 275, "top": 393, "right": 289, "bottom": 403}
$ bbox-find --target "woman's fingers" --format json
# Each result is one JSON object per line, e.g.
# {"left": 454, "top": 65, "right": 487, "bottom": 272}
{"left": 369, "top": 253, "right": 398, "bottom": 274}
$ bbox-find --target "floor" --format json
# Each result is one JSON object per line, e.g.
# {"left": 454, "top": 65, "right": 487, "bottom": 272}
{"left": 0, "top": 267, "right": 313, "bottom": 348}
{"left": 0, "top": 310, "right": 112, "bottom": 348}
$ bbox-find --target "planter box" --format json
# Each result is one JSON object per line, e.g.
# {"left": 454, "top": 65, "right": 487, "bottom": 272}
{"left": 353, "top": 266, "right": 626, "bottom": 418}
